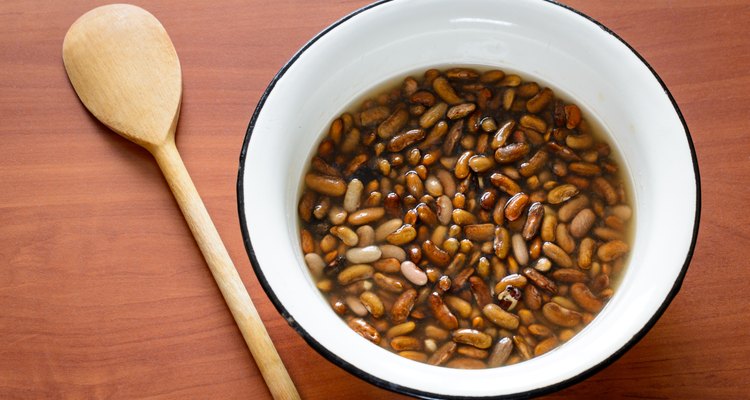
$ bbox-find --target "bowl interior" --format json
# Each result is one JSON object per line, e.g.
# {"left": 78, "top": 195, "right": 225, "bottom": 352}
{"left": 239, "top": 0, "right": 698, "bottom": 397}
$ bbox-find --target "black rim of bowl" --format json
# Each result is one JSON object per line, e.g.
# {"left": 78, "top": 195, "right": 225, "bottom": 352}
{"left": 236, "top": 0, "right": 702, "bottom": 398}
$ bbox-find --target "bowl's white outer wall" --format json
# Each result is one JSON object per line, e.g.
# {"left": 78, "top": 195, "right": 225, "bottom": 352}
{"left": 239, "top": 0, "right": 699, "bottom": 397}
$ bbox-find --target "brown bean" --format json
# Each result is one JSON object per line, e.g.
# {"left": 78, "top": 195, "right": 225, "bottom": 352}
{"left": 522, "top": 202, "right": 544, "bottom": 240}
{"left": 564, "top": 104, "right": 582, "bottom": 129}
{"left": 446, "top": 357, "right": 486, "bottom": 369}
{"left": 347, "top": 207, "right": 385, "bottom": 225}
{"left": 568, "top": 162, "right": 600, "bottom": 177}
{"left": 552, "top": 268, "right": 588, "bottom": 283}
{"left": 387, "top": 129, "right": 426, "bottom": 152}
{"left": 597, "top": 240, "right": 630, "bottom": 261}
{"left": 566, "top": 133, "right": 593, "bottom": 150}
{"left": 547, "top": 184, "right": 579, "bottom": 204}
{"left": 453, "top": 329, "right": 493, "bottom": 349}
{"left": 330, "top": 225, "right": 358, "bottom": 246}
{"left": 359, "top": 291, "right": 385, "bottom": 318}
{"left": 513, "top": 335, "right": 533, "bottom": 360}
{"left": 534, "top": 336, "right": 559, "bottom": 356}
{"left": 305, "top": 173, "right": 346, "bottom": 197}
{"left": 468, "top": 155, "right": 495, "bottom": 173}
{"left": 570, "top": 282, "right": 603, "bottom": 313}
{"left": 519, "top": 114, "right": 547, "bottom": 133}
{"left": 373, "top": 272, "right": 405, "bottom": 293}
{"left": 300, "top": 229, "right": 314, "bottom": 254}
{"left": 337, "top": 264, "right": 374, "bottom": 285}
{"left": 386, "top": 224, "right": 417, "bottom": 245}
{"left": 447, "top": 103, "right": 476, "bottom": 119}
{"left": 428, "top": 292, "right": 459, "bottom": 329}
{"left": 401, "top": 173, "right": 423, "bottom": 199}
{"left": 523, "top": 267, "right": 558, "bottom": 294}
{"left": 482, "top": 303, "right": 520, "bottom": 330}
{"left": 504, "top": 192, "right": 529, "bottom": 221}
{"left": 487, "top": 337, "right": 513, "bottom": 367}
{"left": 519, "top": 149, "right": 549, "bottom": 177}
{"left": 494, "top": 226, "right": 511, "bottom": 259}
{"left": 489, "top": 172, "right": 521, "bottom": 195}
{"left": 457, "top": 346, "right": 489, "bottom": 359}
{"left": 391, "top": 289, "right": 417, "bottom": 323}
{"left": 410, "top": 90, "right": 435, "bottom": 106}
{"left": 433, "top": 76, "right": 462, "bottom": 104}
{"left": 386, "top": 321, "right": 416, "bottom": 338}
{"left": 498, "top": 274, "right": 527, "bottom": 290}
{"left": 491, "top": 120, "right": 515, "bottom": 149}
{"left": 541, "top": 210, "right": 557, "bottom": 242}
{"left": 464, "top": 223, "right": 495, "bottom": 242}
{"left": 578, "top": 237, "right": 596, "bottom": 269}
{"left": 373, "top": 258, "right": 401, "bottom": 274}
{"left": 495, "top": 143, "right": 530, "bottom": 163}
{"left": 428, "top": 341, "right": 457, "bottom": 366}
{"left": 436, "top": 195, "right": 454, "bottom": 225}
{"left": 391, "top": 336, "right": 422, "bottom": 351}
{"left": 593, "top": 177, "right": 618, "bottom": 206}
{"left": 555, "top": 223, "right": 576, "bottom": 253}
{"left": 570, "top": 208, "right": 596, "bottom": 238}
{"left": 348, "top": 318, "right": 381, "bottom": 344}
{"left": 455, "top": 150, "right": 474, "bottom": 179}
{"left": 558, "top": 195, "right": 590, "bottom": 222}
{"left": 359, "top": 106, "right": 390, "bottom": 126}
{"left": 519, "top": 285, "right": 541, "bottom": 314}
{"left": 419, "top": 102, "right": 448, "bottom": 129}
{"left": 453, "top": 209, "right": 478, "bottom": 225}
{"left": 422, "top": 240, "right": 451, "bottom": 267}
{"left": 442, "top": 119, "right": 464, "bottom": 155}
{"left": 469, "top": 276, "right": 493, "bottom": 308}
{"left": 377, "top": 108, "right": 409, "bottom": 139}
{"left": 542, "top": 242, "right": 573, "bottom": 268}
{"left": 542, "top": 302, "right": 582, "bottom": 328}
{"left": 526, "top": 87, "right": 554, "bottom": 113}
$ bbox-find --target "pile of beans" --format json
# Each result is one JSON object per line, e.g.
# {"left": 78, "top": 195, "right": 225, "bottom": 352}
{"left": 298, "top": 67, "right": 632, "bottom": 369}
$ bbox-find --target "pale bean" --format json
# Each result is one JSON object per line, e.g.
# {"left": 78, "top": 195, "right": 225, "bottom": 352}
{"left": 345, "top": 296, "right": 369, "bottom": 317}
{"left": 304, "top": 253, "right": 325, "bottom": 278}
{"left": 570, "top": 208, "right": 596, "bottom": 238}
{"left": 348, "top": 207, "right": 385, "bottom": 225}
{"left": 328, "top": 205, "right": 348, "bottom": 225}
{"left": 401, "top": 260, "right": 428, "bottom": 286}
{"left": 487, "top": 337, "right": 513, "bottom": 367}
{"left": 343, "top": 178, "right": 363, "bottom": 212}
{"left": 512, "top": 233, "right": 529, "bottom": 266}
{"left": 375, "top": 219, "right": 404, "bottom": 242}
{"left": 424, "top": 175, "right": 444, "bottom": 197}
{"left": 379, "top": 244, "right": 407, "bottom": 261}
{"left": 346, "top": 245, "right": 382, "bottom": 264}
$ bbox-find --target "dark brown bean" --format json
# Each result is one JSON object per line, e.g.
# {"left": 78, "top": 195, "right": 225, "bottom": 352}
{"left": 428, "top": 292, "right": 459, "bottom": 329}
{"left": 391, "top": 289, "right": 417, "bottom": 323}
{"left": 504, "top": 192, "right": 529, "bottom": 221}
{"left": 523, "top": 267, "right": 558, "bottom": 294}
{"left": 522, "top": 202, "right": 544, "bottom": 240}
{"left": 495, "top": 143, "right": 530, "bottom": 163}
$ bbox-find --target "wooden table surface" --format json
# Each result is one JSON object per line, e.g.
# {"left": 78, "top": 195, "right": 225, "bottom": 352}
{"left": 1, "top": 0, "right": 748, "bottom": 398}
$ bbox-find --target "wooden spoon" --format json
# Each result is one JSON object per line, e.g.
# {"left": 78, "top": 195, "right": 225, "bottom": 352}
{"left": 62, "top": 5, "right": 299, "bottom": 399}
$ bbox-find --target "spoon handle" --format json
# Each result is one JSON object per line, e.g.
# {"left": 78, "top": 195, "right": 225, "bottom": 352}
{"left": 152, "top": 141, "right": 300, "bottom": 400}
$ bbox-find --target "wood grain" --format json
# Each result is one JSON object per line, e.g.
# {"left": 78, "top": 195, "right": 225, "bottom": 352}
{"left": 1, "top": 0, "right": 748, "bottom": 399}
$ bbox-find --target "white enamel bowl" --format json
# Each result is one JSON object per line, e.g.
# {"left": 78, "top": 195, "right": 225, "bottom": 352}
{"left": 238, "top": 0, "right": 700, "bottom": 398}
